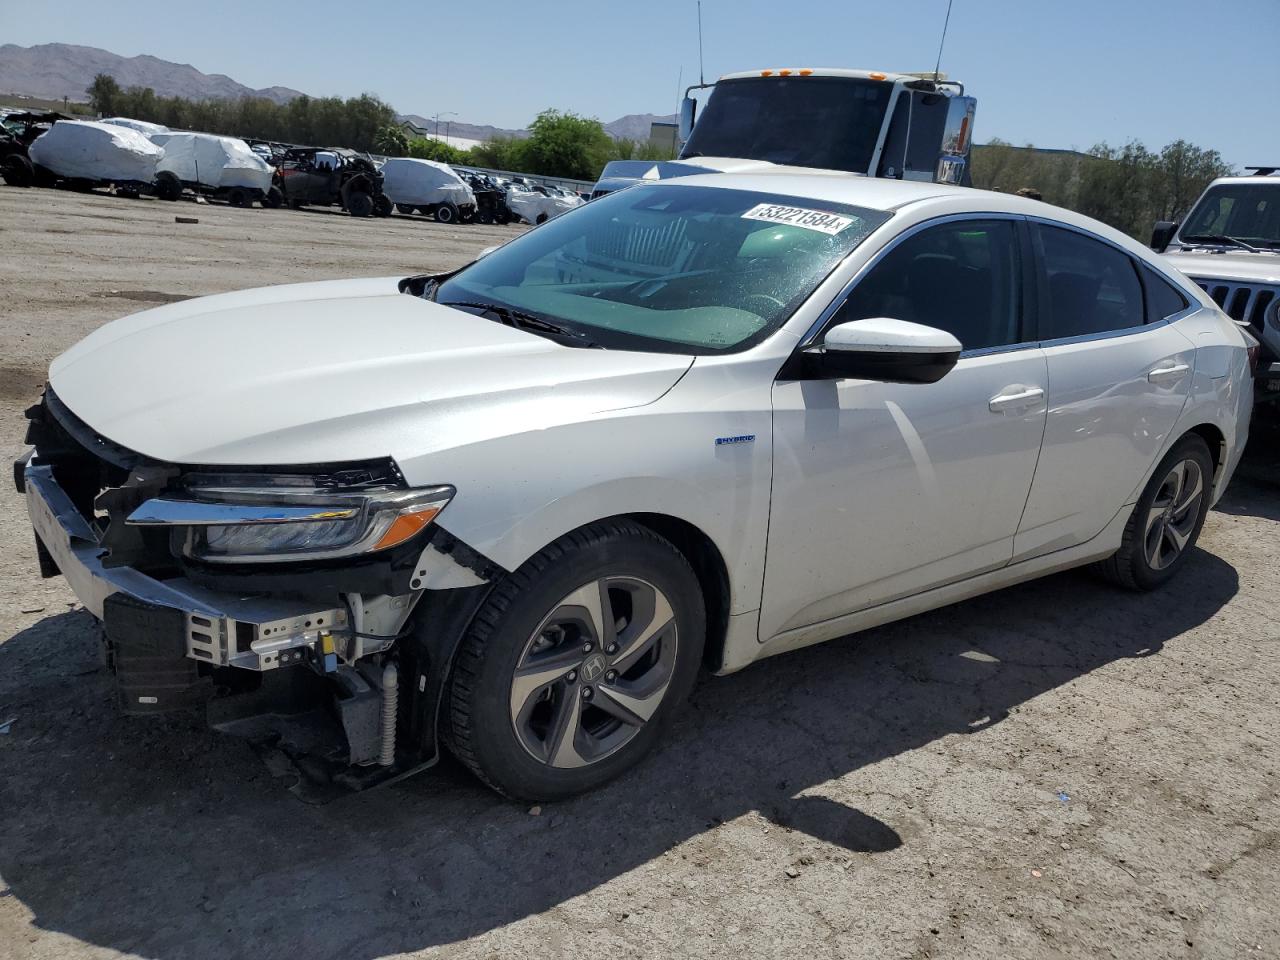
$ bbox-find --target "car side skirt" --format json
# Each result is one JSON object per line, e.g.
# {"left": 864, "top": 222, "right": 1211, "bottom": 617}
{"left": 738, "top": 504, "right": 1132, "bottom": 670}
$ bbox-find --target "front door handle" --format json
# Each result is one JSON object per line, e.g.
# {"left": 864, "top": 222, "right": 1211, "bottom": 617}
{"left": 989, "top": 386, "right": 1045, "bottom": 413}
{"left": 1148, "top": 361, "right": 1191, "bottom": 384}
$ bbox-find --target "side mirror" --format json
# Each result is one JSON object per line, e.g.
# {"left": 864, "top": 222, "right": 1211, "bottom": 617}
{"left": 678, "top": 97, "right": 696, "bottom": 143}
{"left": 1151, "top": 221, "right": 1178, "bottom": 253}
{"left": 796, "top": 317, "right": 962, "bottom": 384}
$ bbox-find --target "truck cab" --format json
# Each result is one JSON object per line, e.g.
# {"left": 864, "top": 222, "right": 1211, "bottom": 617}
{"left": 1153, "top": 168, "right": 1280, "bottom": 403}
{"left": 592, "top": 68, "right": 976, "bottom": 198}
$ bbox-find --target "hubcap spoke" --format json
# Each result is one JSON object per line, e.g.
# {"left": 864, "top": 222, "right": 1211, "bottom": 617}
{"left": 557, "top": 581, "right": 616, "bottom": 650}
{"left": 1173, "top": 465, "right": 1203, "bottom": 518}
{"left": 509, "top": 647, "right": 583, "bottom": 718}
{"left": 610, "top": 590, "right": 675, "bottom": 674}
{"left": 545, "top": 688, "right": 587, "bottom": 768}
{"left": 595, "top": 680, "right": 670, "bottom": 726}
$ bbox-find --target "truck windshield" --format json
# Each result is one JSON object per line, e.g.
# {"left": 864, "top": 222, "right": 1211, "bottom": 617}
{"left": 1181, "top": 183, "right": 1280, "bottom": 249}
{"left": 680, "top": 76, "right": 894, "bottom": 174}
{"left": 435, "top": 183, "right": 889, "bottom": 354}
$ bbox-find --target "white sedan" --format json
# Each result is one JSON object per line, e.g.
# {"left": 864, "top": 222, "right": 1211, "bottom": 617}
{"left": 18, "top": 173, "right": 1253, "bottom": 800}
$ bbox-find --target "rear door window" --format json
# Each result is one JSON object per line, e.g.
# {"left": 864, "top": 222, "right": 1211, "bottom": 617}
{"left": 1034, "top": 224, "right": 1143, "bottom": 339}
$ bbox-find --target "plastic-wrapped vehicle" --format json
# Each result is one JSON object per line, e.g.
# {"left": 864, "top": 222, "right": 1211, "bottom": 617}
{"left": 150, "top": 132, "right": 276, "bottom": 206}
{"left": 26, "top": 119, "right": 163, "bottom": 195}
{"left": 0, "top": 110, "right": 70, "bottom": 187}
{"left": 380, "top": 158, "right": 477, "bottom": 223}
{"left": 504, "top": 181, "right": 581, "bottom": 225}
{"left": 102, "top": 117, "right": 170, "bottom": 137}
{"left": 274, "top": 147, "right": 391, "bottom": 217}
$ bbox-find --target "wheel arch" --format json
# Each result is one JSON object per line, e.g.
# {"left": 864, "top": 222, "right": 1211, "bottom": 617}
{"left": 615, "top": 512, "right": 732, "bottom": 673}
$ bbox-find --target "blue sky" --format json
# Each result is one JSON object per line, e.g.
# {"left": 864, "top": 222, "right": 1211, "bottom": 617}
{"left": 3, "top": 0, "right": 1277, "bottom": 167}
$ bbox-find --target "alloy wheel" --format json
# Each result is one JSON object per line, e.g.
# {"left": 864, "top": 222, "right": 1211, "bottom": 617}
{"left": 1143, "top": 458, "right": 1205, "bottom": 570}
{"left": 509, "top": 577, "right": 678, "bottom": 769}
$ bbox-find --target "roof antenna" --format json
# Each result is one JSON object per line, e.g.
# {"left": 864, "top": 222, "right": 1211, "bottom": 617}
{"left": 697, "top": 1, "right": 705, "bottom": 86}
{"left": 933, "top": 0, "right": 955, "bottom": 80}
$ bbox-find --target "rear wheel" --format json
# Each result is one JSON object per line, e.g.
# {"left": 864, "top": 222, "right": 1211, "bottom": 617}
{"left": 346, "top": 191, "right": 373, "bottom": 217}
{"left": 444, "top": 520, "right": 705, "bottom": 801}
{"left": 1094, "top": 434, "right": 1214, "bottom": 591}
{"left": 535, "top": 212, "right": 548, "bottom": 225}
{"left": 372, "top": 194, "right": 393, "bottom": 217}
{"left": 153, "top": 171, "right": 182, "bottom": 201}
{"left": 1, "top": 154, "right": 34, "bottom": 186}
{"left": 435, "top": 201, "right": 459, "bottom": 224}
{"left": 261, "top": 186, "right": 283, "bottom": 208}
{"left": 227, "top": 187, "right": 250, "bottom": 208}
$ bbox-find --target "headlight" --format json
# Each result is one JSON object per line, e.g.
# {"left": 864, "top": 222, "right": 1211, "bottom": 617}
{"left": 126, "top": 478, "right": 454, "bottom": 564}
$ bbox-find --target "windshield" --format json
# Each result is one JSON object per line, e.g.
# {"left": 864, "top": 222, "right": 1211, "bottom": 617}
{"left": 1181, "top": 183, "right": 1280, "bottom": 249}
{"left": 435, "top": 183, "right": 889, "bottom": 353}
{"left": 680, "top": 76, "right": 894, "bottom": 174}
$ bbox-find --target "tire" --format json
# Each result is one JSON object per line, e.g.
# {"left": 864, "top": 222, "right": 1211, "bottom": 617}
{"left": 153, "top": 171, "right": 182, "bottom": 201}
{"left": 372, "top": 194, "right": 393, "bottom": 218}
{"left": 261, "top": 186, "right": 283, "bottom": 209}
{"left": 535, "top": 213, "right": 548, "bottom": 225}
{"left": 435, "top": 201, "right": 459, "bottom": 224}
{"left": 478, "top": 209, "right": 494, "bottom": 225}
{"left": 395, "top": 202, "right": 415, "bottom": 215}
{"left": 444, "top": 520, "right": 706, "bottom": 801}
{"left": 346, "top": 191, "right": 373, "bottom": 217}
{"left": 1094, "top": 434, "right": 1214, "bottom": 591}
{"left": 1, "top": 154, "right": 34, "bottom": 187}
{"left": 227, "top": 187, "right": 249, "bottom": 208}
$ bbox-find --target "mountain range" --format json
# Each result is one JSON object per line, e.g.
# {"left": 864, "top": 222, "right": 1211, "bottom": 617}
{"left": 0, "top": 43, "right": 672, "bottom": 140}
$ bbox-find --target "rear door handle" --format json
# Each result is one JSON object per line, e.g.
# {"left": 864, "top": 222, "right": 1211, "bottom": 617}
{"left": 989, "top": 386, "right": 1045, "bottom": 413}
{"left": 1148, "top": 361, "right": 1190, "bottom": 384}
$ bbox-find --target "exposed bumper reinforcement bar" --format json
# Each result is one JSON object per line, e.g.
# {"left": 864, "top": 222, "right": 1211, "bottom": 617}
{"left": 24, "top": 461, "right": 348, "bottom": 671}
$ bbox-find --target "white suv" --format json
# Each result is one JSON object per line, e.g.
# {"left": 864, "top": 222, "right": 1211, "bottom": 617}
{"left": 17, "top": 173, "right": 1252, "bottom": 800}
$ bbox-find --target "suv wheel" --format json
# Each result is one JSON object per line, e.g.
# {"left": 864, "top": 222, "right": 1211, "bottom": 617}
{"left": 261, "top": 186, "right": 283, "bottom": 208}
{"left": 435, "top": 201, "right": 459, "bottom": 224}
{"left": 444, "top": 520, "right": 705, "bottom": 801}
{"left": 346, "top": 191, "right": 373, "bottom": 217}
{"left": 372, "top": 194, "right": 392, "bottom": 217}
{"left": 1095, "top": 434, "right": 1214, "bottom": 591}
{"left": 1, "top": 154, "right": 34, "bottom": 187}
{"left": 153, "top": 171, "right": 182, "bottom": 201}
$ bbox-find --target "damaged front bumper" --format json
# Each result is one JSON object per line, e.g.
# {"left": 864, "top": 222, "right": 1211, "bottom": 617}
{"left": 24, "top": 460, "right": 352, "bottom": 676}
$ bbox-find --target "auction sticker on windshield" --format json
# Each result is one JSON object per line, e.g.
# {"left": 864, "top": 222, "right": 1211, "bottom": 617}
{"left": 741, "top": 203, "right": 856, "bottom": 235}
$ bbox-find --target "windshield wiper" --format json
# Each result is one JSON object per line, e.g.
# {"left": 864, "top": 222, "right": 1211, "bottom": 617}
{"left": 439, "top": 300, "right": 601, "bottom": 348}
{"left": 1181, "top": 234, "right": 1263, "bottom": 253}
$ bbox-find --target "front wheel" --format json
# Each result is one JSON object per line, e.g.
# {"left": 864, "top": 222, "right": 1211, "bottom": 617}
{"left": 261, "top": 185, "right": 283, "bottom": 208}
{"left": 372, "top": 194, "right": 392, "bottom": 217}
{"left": 346, "top": 191, "right": 373, "bottom": 217}
{"left": 444, "top": 520, "right": 705, "bottom": 801}
{"left": 1094, "top": 434, "right": 1214, "bottom": 591}
{"left": 435, "top": 201, "right": 459, "bottom": 224}
{"left": 1, "top": 154, "right": 34, "bottom": 186}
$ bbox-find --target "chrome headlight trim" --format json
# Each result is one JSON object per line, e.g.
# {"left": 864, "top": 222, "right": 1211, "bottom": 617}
{"left": 126, "top": 483, "right": 454, "bottom": 564}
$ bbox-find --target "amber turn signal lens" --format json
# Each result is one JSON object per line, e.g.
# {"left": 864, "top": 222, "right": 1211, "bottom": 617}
{"left": 373, "top": 507, "right": 442, "bottom": 550}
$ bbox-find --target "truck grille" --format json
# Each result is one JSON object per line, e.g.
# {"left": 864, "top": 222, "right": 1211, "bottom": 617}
{"left": 1191, "top": 278, "right": 1278, "bottom": 334}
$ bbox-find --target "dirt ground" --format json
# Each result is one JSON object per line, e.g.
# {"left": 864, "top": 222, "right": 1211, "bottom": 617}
{"left": 0, "top": 187, "right": 1277, "bottom": 960}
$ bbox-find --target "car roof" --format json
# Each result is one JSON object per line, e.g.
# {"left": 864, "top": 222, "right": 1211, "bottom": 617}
{"left": 654, "top": 169, "right": 1172, "bottom": 270}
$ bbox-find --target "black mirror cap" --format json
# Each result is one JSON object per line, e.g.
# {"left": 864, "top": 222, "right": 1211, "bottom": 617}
{"left": 784, "top": 347, "right": 961, "bottom": 384}
{"left": 1151, "top": 221, "right": 1178, "bottom": 253}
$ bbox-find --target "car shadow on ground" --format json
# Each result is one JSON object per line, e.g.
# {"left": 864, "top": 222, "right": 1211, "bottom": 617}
{"left": 0, "top": 548, "right": 1239, "bottom": 958}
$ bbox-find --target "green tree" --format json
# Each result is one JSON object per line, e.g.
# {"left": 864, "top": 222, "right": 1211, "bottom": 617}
{"left": 86, "top": 73, "right": 121, "bottom": 115}
{"left": 467, "top": 135, "right": 530, "bottom": 171}
{"left": 375, "top": 125, "right": 410, "bottom": 157}
{"left": 521, "top": 110, "right": 613, "bottom": 180}
{"left": 407, "top": 137, "right": 465, "bottom": 164}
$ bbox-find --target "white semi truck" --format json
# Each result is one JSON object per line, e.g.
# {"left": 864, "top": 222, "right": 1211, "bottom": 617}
{"left": 592, "top": 67, "right": 976, "bottom": 197}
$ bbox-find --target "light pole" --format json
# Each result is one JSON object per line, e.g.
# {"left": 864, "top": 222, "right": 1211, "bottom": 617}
{"left": 434, "top": 111, "right": 458, "bottom": 141}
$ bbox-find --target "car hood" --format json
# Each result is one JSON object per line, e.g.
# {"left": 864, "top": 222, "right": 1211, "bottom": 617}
{"left": 48, "top": 277, "right": 694, "bottom": 465}
{"left": 1163, "top": 248, "right": 1280, "bottom": 284}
